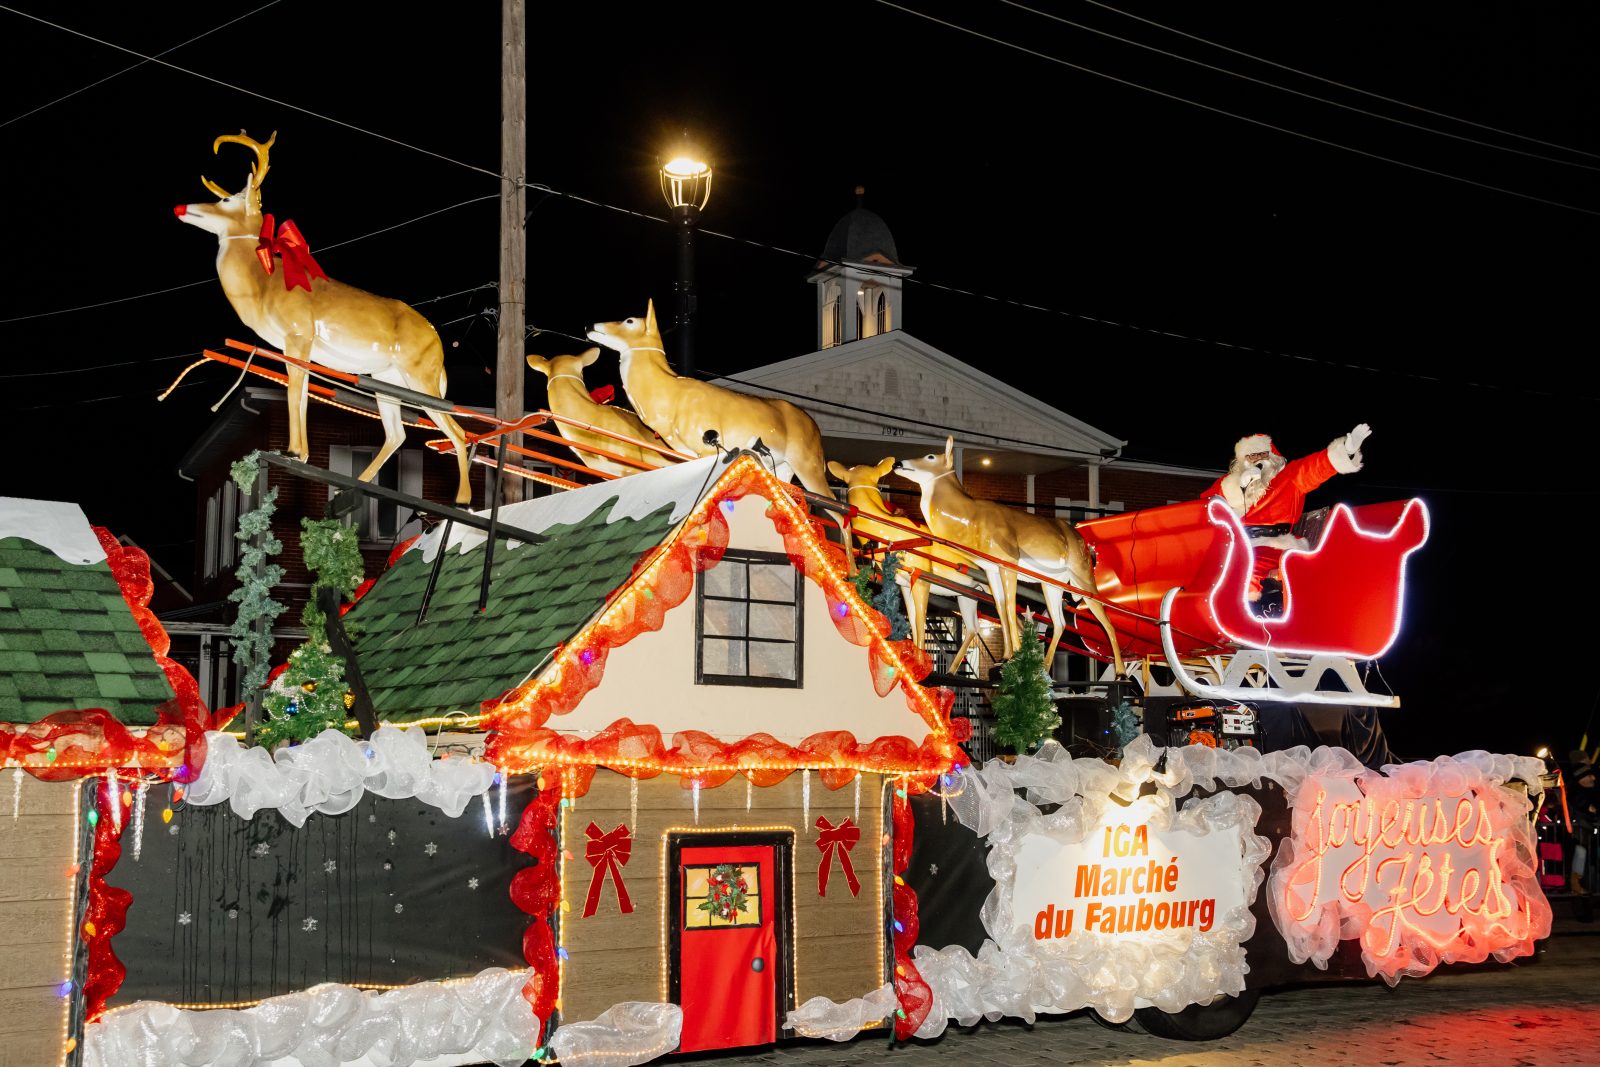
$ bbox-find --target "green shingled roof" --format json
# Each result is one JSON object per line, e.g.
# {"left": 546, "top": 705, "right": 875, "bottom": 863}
{"left": 344, "top": 498, "right": 684, "bottom": 723}
{"left": 0, "top": 537, "right": 173, "bottom": 724}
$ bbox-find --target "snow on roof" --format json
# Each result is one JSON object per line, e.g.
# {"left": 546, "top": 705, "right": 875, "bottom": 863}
{"left": 0, "top": 497, "right": 107, "bottom": 564}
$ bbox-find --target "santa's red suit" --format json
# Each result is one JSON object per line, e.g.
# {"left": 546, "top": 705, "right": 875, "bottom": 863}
{"left": 1202, "top": 426, "right": 1369, "bottom": 599}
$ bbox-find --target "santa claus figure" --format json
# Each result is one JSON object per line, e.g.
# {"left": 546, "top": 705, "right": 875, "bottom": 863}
{"left": 1203, "top": 424, "right": 1371, "bottom": 607}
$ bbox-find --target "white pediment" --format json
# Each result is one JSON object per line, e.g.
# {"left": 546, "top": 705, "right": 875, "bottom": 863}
{"left": 716, "top": 333, "right": 1123, "bottom": 460}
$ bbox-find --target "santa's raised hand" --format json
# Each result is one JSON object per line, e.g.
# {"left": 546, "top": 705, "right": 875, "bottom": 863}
{"left": 1331, "top": 422, "right": 1370, "bottom": 473}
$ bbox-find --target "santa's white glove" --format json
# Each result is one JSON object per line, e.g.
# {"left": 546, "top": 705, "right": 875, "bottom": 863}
{"left": 1238, "top": 465, "right": 1263, "bottom": 489}
{"left": 1328, "top": 422, "right": 1369, "bottom": 474}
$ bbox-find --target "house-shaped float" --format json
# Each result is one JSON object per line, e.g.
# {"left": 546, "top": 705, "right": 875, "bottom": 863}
{"left": 0, "top": 497, "right": 211, "bottom": 1064}
{"left": 339, "top": 452, "right": 963, "bottom": 1052}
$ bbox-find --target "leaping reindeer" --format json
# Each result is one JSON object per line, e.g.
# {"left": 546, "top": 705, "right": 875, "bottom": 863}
{"left": 897, "top": 438, "right": 1124, "bottom": 676}
{"left": 174, "top": 131, "right": 472, "bottom": 504}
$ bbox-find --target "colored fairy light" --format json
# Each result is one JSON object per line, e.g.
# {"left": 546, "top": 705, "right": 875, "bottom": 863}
{"left": 579, "top": 648, "right": 595, "bottom": 665}
{"left": 557, "top": 947, "right": 569, "bottom": 960}
{"left": 57, "top": 981, "right": 72, "bottom": 997}
{"left": 893, "top": 920, "right": 904, "bottom": 933}
{"left": 834, "top": 602, "right": 849, "bottom": 618}
{"left": 86, "top": 809, "right": 98, "bottom": 826}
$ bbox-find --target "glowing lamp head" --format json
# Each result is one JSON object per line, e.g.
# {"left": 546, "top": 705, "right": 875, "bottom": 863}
{"left": 660, "top": 151, "right": 713, "bottom": 212}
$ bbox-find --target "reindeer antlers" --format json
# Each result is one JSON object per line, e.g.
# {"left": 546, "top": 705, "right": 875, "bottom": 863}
{"left": 200, "top": 129, "right": 277, "bottom": 199}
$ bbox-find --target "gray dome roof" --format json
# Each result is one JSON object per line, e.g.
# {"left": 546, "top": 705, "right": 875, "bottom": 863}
{"left": 820, "top": 189, "right": 901, "bottom": 267}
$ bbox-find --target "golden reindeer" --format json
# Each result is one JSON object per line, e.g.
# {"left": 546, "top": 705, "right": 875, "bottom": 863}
{"left": 897, "top": 438, "right": 1124, "bottom": 675}
{"left": 526, "top": 348, "right": 666, "bottom": 478}
{"left": 828, "top": 458, "right": 988, "bottom": 661}
{"left": 174, "top": 131, "right": 471, "bottom": 504}
{"left": 586, "top": 302, "right": 835, "bottom": 500}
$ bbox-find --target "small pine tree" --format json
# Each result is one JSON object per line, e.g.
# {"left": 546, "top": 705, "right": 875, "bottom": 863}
{"left": 991, "top": 616, "right": 1059, "bottom": 753}
{"left": 257, "top": 519, "right": 364, "bottom": 748}
{"left": 871, "top": 552, "right": 912, "bottom": 641}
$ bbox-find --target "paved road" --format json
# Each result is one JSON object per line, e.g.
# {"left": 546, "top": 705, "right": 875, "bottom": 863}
{"left": 688, "top": 928, "right": 1600, "bottom": 1067}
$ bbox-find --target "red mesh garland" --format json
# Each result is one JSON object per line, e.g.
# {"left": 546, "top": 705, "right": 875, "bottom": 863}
{"left": 83, "top": 778, "right": 131, "bottom": 1022}
{"left": 509, "top": 785, "right": 561, "bottom": 1040}
{"left": 486, "top": 458, "right": 964, "bottom": 784}
{"left": 891, "top": 790, "right": 932, "bottom": 1040}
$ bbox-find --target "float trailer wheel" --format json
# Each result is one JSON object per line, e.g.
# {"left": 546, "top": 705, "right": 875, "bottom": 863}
{"left": 1133, "top": 989, "right": 1260, "bottom": 1040}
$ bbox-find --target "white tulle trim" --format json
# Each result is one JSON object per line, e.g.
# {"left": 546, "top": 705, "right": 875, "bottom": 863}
{"left": 186, "top": 726, "right": 496, "bottom": 826}
{"left": 917, "top": 738, "right": 1549, "bottom": 1036}
{"left": 84, "top": 967, "right": 540, "bottom": 1067}
{"left": 549, "top": 1002, "right": 683, "bottom": 1067}
{"left": 785, "top": 983, "right": 897, "bottom": 1041}
{"left": 918, "top": 751, "right": 1269, "bottom": 1036}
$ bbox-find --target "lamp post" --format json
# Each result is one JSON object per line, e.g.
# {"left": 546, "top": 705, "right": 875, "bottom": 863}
{"left": 659, "top": 152, "right": 712, "bottom": 376}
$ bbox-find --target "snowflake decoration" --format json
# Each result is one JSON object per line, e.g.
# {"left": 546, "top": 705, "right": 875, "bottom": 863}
{"left": 323, "top": 859, "right": 338, "bottom": 874}
{"left": 383, "top": 861, "right": 393, "bottom": 871}
{"left": 394, "top": 903, "right": 404, "bottom": 914}
{"left": 368, "top": 814, "right": 377, "bottom": 823}
{"left": 253, "top": 842, "right": 270, "bottom": 857}
{"left": 467, "top": 877, "right": 480, "bottom": 890}
{"left": 387, "top": 829, "right": 397, "bottom": 842}
{"left": 168, "top": 824, "right": 179, "bottom": 836}
{"left": 929, "top": 863, "right": 939, "bottom": 876}
{"left": 227, "top": 909, "right": 238, "bottom": 920}
{"left": 302, "top": 917, "right": 318, "bottom": 932}
{"left": 497, "top": 824, "right": 510, "bottom": 837}
{"left": 177, "top": 912, "right": 192, "bottom": 926}
{"left": 424, "top": 842, "right": 437, "bottom": 857}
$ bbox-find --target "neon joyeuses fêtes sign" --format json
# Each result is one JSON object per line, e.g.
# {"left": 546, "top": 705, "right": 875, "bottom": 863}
{"left": 1269, "top": 760, "right": 1551, "bottom": 983}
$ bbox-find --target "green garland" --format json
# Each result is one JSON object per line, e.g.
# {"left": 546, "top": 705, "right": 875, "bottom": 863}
{"left": 1110, "top": 700, "right": 1141, "bottom": 756}
{"left": 991, "top": 616, "right": 1060, "bottom": 753}
{"left": 228, "top": 452, "right": 285, "bottom": 693}
{"left": 871, "top": 551, "right": 912, "bottom": 641}
{"left": 257, "top": 518, "right": 366, "bottom": 748}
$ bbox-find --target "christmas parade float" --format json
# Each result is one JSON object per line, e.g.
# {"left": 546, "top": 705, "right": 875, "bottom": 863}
{"left": 0, "top": 127, "right": 1555, "bottom": 1067}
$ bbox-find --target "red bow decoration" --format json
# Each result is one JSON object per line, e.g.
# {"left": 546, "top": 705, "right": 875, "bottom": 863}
{"left": 256, "top": 213, "right": 329, "bottom": 292}
{"left": 816, "top": 815, "right": 862, "bottom": 898}
{"left": 581, "top": 821, "right": 635, "bottom": 918}
{"left": 588, "top": 384, "right": 615, "bottom": 405}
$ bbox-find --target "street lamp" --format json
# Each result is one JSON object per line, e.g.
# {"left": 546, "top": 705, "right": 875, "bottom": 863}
{"left": 659, "top": 150, "right": 712, "bottom": 376}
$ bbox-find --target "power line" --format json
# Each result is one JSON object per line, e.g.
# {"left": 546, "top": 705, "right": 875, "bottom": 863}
{"left": 0, "top": 4, "right": 505, "bottom": 184}
{"left": 8, "top": 377, "right": 208, "bottom": 413}
{"left": 1, "top": 5, "right": 1575, "bottom": 398}
{"left": 0, "top": 0, "right": 283, "bottom": 130}
{"left": 1075, "top": 0, "right": 1600, "bottom": 164}
{"left": 0, "top": 194, "right": 497, "bottom": 326}
{"left": 0, "top": 351, "right": 199, "bottom": 380}
{"left": 998, "top": 0, "right": 1600, "bottom": 173}
{"left": 873, "top": 1, "right": 1600, "bottom": 218}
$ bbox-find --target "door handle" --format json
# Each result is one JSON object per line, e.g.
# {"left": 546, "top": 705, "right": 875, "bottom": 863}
{"left": 751, "top": 957, "right": 765, "bottom": 972}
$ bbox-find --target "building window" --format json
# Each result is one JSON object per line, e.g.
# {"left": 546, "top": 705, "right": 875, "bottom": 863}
{"left": 328, "top": 447, "right": 424, "bottom": 542}
{"left": 682, "top": 863, "right": 763, "bottom": 928}
{"left": 822, "top": 281, "right": 842, "bottom": 349}
{"left": 696, "top": 550, "right": 803, "bottom": 687}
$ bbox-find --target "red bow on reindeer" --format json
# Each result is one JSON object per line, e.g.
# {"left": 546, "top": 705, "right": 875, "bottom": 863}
{"left": 815, "top": 815, "right": 862, "bottom": 898}
{"left": 256, "top": 213, "right": 329, "bottom": 292}
{"left": 581, "top": 821, "right": 635, "bottom": 918}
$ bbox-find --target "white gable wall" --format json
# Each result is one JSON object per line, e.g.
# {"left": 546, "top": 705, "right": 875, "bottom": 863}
{"left": 542, "top": 493, "right": 937, "bottom": 747}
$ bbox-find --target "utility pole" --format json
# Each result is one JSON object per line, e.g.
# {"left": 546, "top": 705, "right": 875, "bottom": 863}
{"left": 496, "top": 0, "right": 526, "bottom": 503}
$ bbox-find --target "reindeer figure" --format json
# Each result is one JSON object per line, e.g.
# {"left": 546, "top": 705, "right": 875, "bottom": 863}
{"left": 526, "top": 347, "right": 665, "bottom": 478}
{"left": 828, "top": 458, "right": 987, "bottom": 661}
{"left": 897, "top": 438, "right": 1124, "bottom": 676}
{"left": 174, "top": 131, "right": 472, "bottom": 504}
{"left": 586, "top": 302, "right": 835, "bottom": 500}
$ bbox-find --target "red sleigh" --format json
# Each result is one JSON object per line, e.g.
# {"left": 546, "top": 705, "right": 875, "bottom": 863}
{"left": 1077, "top": 496, "right": 1430, "bottom": 705}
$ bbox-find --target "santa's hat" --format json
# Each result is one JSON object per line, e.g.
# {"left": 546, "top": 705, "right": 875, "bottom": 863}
{"left": 1234, "top": 433, "right": 1279, "bottom": 459}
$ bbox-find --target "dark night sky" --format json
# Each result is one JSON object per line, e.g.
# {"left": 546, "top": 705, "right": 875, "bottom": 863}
{"left": 2, "top": 1, "right": 1597, "bottom": 760}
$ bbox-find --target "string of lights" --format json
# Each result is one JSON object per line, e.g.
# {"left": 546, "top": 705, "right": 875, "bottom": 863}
{"left": 1075, "top": 0, "right": 1600, "bottom": 164}
{"left": 871, "top": 0, "right": 1600, "bottom": 219}
{"left": 996, "top": 0, "right": 1600, "bottom": 173}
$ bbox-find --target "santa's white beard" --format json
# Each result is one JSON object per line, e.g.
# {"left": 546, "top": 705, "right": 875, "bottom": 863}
{"left": 1230, "top": 453, "right": 1286, "bottom": 512}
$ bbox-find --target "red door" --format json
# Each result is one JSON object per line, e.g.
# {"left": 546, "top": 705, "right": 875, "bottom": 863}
{"left": 677, "top": 844, "right": 778, "bottom": 1052}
